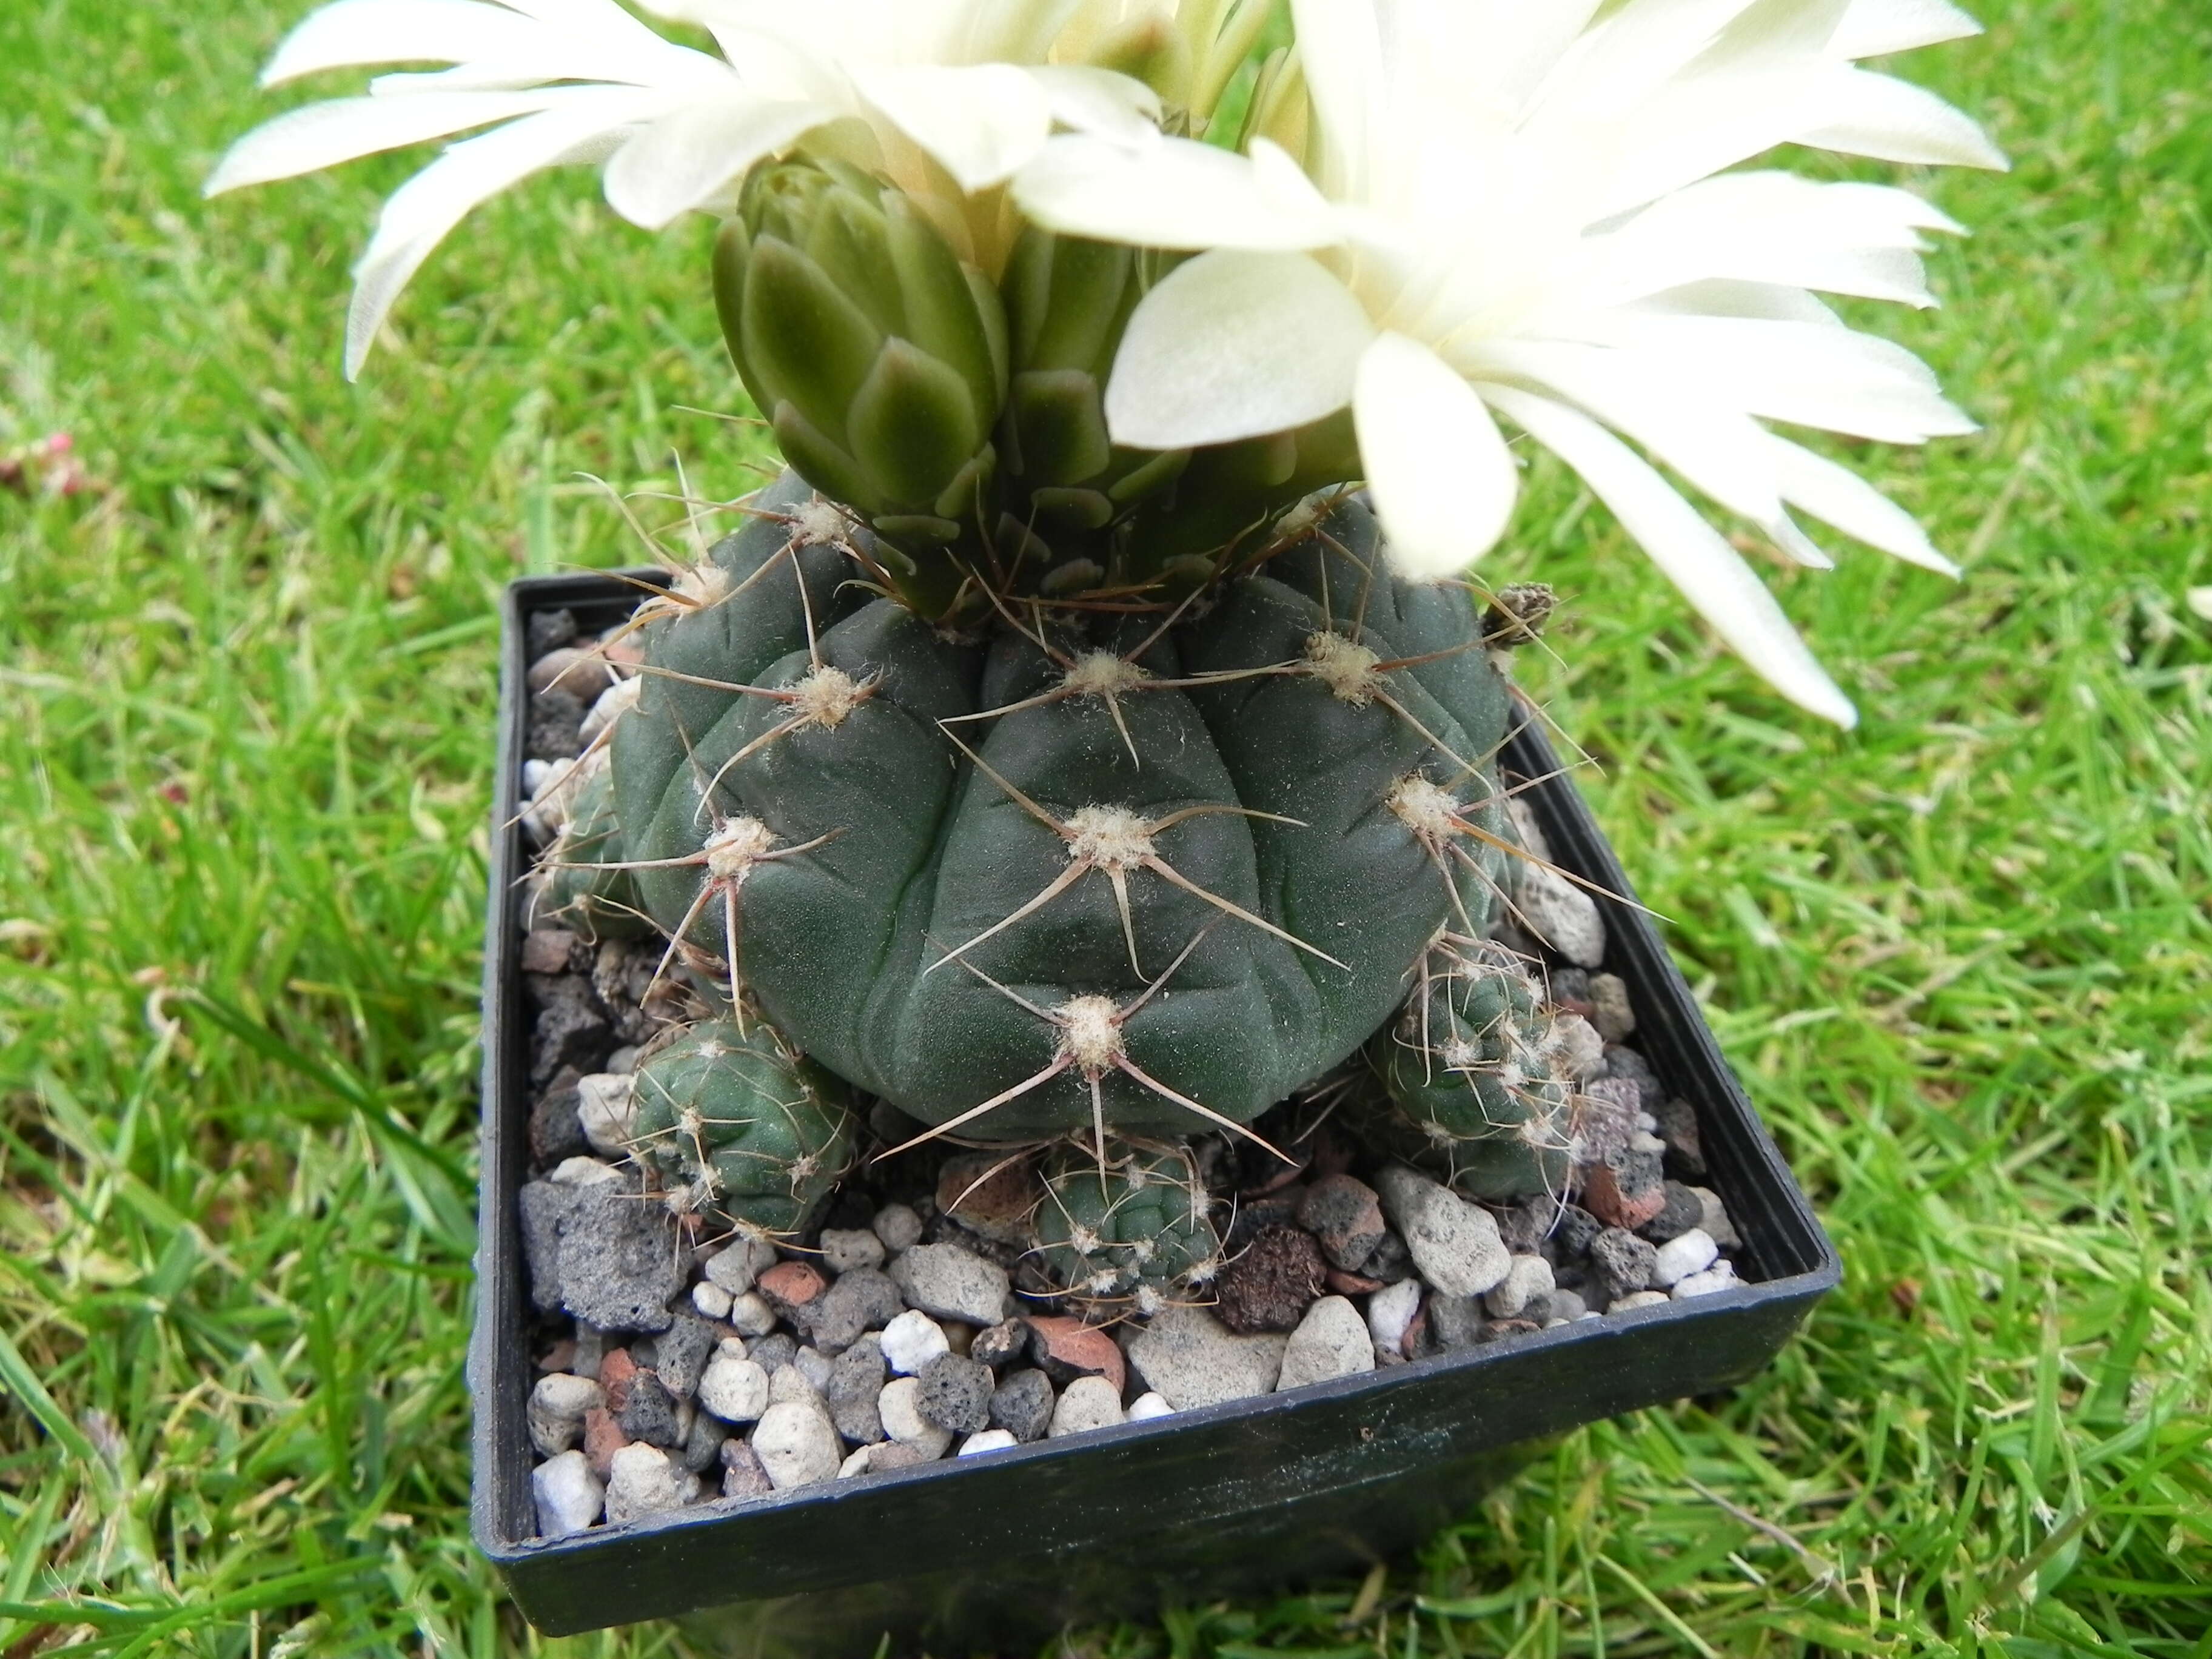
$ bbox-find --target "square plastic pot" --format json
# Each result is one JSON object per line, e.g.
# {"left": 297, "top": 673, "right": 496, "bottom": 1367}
{"left": 472, "top": 568, "right": 1840, "bottom": 1651}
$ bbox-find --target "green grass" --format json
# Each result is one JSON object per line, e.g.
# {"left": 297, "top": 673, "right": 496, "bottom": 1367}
{"left": 2, "top": 0, "right": 2208, "bottom": 1654}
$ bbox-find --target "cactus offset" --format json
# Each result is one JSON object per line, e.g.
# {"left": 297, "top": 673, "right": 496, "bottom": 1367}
{"left": 1033, "top": 1139, "right": 1218, "bottom": 1300}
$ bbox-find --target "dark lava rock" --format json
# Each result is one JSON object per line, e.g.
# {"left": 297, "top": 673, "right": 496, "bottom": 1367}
{"left": 826, "top": 1336, "right": 887, "bottom": 1445}
{"left": 528, "top": 608, "right": 578, "bottom": 659}
{"left": 747, "top": 1332, "right": 798, "bottom": 1375}
{"left": 617, "top": 1370, "right": 682, "bottom": 1447}
{"left": 516, "top": 1180, "right": 579, "bottom": 1315}
{"left": 1603, "top": 1043, "right": 1663, "bottom": 1108}
{"left": 970, "top": 1318, "right": 1031, "bottom": 1370}
{"left": 988, "top": 1367, "right": 1054, "bottom": 1443}
{"left": 915, "top": 1352, "right": 992, "bottom": 1435}
{"left": 806, "top": 1267, "right": 904, "bottom": 1355}
{"left": 1590, "top": 1227, "right": 1659, "bottom": 1307}
{"left": 680, "top": 1407, "right": 729, "bottom": 1474}
{"left": 1427, "top": 1293, "right": 1486, "bottom": 1352}
{"left": 526, "top": 973, "right": 611, "bottom": 1085}
{"left": 557, "top": 1186, "right": 683, "bottom": 1333}
{"left": 1215, "top": 1224, "right": 1326, "bottom": 1334}
{"left": 529, "top": 1071, "right": 589, "bottom": 1166}
{"left": 1655, "top": 1097, "right": 1706, "bottom": 1179}
{"left": 654, "top": 1313, "right": 720, "bottom": 1398}
{"left": 1358, "top": 1228, "right": 1415, "bottom": 1283}
{"left": 1551, "top": 1204, "right": 1603, "bottom": 1262}
{"left": 528, "top": 688, "right": 586, "bottom": 762}
{"left": 720, "top": 1437, "right": 774, "bottom": 1500}
{"left": 1298, "top": 1174, "right": 1387, "bottom": 1273}
{"left": 1581, "top": 1137, "right": 1667, "bottom": 1231}
{"left": 1637, "top": 1181, "right": 1703, "bottom": 1245}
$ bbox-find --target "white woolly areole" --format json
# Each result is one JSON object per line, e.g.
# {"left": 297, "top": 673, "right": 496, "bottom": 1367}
{"left": 1304, "top": 631, "right": 1383, "bottom": 705}
{"left": 791, "top": 665, "right": 865, "bottom": 728}
{"left": 675, "top": 561, "right": 733, "bottom": 608}
{"left": 1388, "top": 774, "right": 1460, "bottom": 842}
{"left": 788, "top": 498, "right": 853, "bottom": 548}
{"left": 1060, "top": 651, "right": 1150, "bottom": 699}
{"left": 1064, "top": 805, "right": 1155, "bottom": 873}
{"left": 704, "top": 816, "right": 778, "bottom": 881}
{"left": 1056, "top": 994, "right": 1126, "bottom": 1075}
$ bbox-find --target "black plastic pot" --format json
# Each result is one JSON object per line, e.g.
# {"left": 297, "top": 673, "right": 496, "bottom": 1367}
{"left": 472, "top": 568, "right": 1841, "bottom": 1651}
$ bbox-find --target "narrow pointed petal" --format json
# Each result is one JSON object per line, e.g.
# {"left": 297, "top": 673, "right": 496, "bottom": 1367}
{"left": 205, "top": 91, "right": 559, "bottom": 194}
{"left": 1023, "top": 65, "right": 1162, "bottom": 147}
{"left": 1013, "top": 133, "right": 1339, "bottom": 252}
{"left": 601, "top": 94, "right": 829, "bottom": 227}
{"left": 1355, "top": 333, "right": 1518, "bottom": 581}
{"left": 850, "top": 62, "right": 1054, "bottom": 192}
{"left": 1104, "top": 250, "right": 1373, "bottom": 449}
{"left": 1484, "top": 384, "right": 1858, "bottom": 727}
{"left": 1831, "top": 0, "right": 1983, "bottom": 58}
{"left": 261, "top": 0, "right": 542, "bottom": 85}
{"left": 1799, "top": 69, "right": 2009, "bottom": 168}
{"left": 1768, "top": 435, "right": 1960, "bottom": 574}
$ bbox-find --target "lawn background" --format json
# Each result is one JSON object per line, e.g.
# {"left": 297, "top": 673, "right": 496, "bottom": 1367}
{"left": 2, "top": 0, "right": 2208, "bottom": 1653}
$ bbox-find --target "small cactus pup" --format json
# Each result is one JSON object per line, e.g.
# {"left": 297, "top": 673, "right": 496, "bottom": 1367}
{"left": 1368, "top": 941, "right": 1581, "bottom": 1205}
{"left": 526, "top": 751, "right": 649, "bottom": 943}
{"left": 626, "top": 1021, "right": 856, "bottom": 1239}
{"left": 1032, "top": 1139, "right": 1219, "bottom": 1303}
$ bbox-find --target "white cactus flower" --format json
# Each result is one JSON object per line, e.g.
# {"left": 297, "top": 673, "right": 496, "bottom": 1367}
{"left": 1016, "top": 0, "right": 2008, "bottom": 725}
{"left": 206, "top": 0, "right": 1165, "bottom": 376}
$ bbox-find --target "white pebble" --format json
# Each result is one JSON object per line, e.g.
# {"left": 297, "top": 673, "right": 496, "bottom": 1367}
{"left": 1276, "top": 1296, "right": 1376, "bottom": 1391}
{"left": 547, "top": 1156, "right": 620, "bottom": 1188}
{"left": 1483, "top": 1255, "right": 1556, "bottom": 1319}
{"left": 579, "top": 675, "right": 640, "bottom": 746}
{"left": 877, "top": 1377, "right": 954, "bottom": 1458}
{"left": 1607, "top": 1290, "right": 1671, "bottom": 1313}
{"left": 1367, "top": 1278, "right": 1423, "bottom": 1358}
{"left": 1126, "top": 1392, "right": 1173, "bottom": 1421}
{"left": 1672, "top": 1260, "right": 1739, "bottom": 1299}
{"left": 820, "top": 1228, "right": 887, "bottom": 1274}
{"left": 838, "top": 1446, "right": 873, "bottom": 1480}
{"left": 1375, "top": 1166, "right": 1509, "bottom": 1298}
{"left": 880, "top": 1309, "right": 950, "bottom": 1375}
{"left": 751, "top": 1402, "right": 843, "bottom": 1490}
{"left": 697, "top": 1352, "right": 769, "bottom": 1424}
{"left": 531, "top": 1450, "right": 604, "bottom": 1538}
{"left": 704, "top": 1238, "right": 777, "bottom": 1295}
{"left": 871, "top": 1203, "right": 923, "bottom": 1253}
{"left": 604, "top": 1444, "right": 697, "bottom": 1524}
{"left": 957, "top": 1429, "right": 1019, "bottom": 1456}
{"left": 691, "top": 1280, "right": 734, "bottom": 1321}
{"left": 575, "top": 1074, "right": 636, "bottom": 1155}
{"left": 794, "top": 1346, "right": 835, "bottom": 1394}
{"left": 527, "top": 1372, "right": 603, "bottom": 1457}
{"left": 1049, "top": 1375, "right": 1125, "bottom": 1438}
{"left": 1651, "top": 1228, "right": 1719, "bottom": 1289}
{"left": 725, "top": 1291, "right": 778, "bottom": 1337}
{"left": 768, "top": 1362, "right": 824, "bottom": 1409}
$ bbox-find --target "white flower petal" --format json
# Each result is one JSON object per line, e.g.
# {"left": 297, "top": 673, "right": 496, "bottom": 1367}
{"left": 1798, "top": 68, "right": 2008, "bottom": 168}
{"left": 1013, "top": 133, "right": 1339, "bottom": 252}
{"left": 1831, "top": 0, "right": 1983, "bottom": 58}
{"left": 1355, "top": 333, "right": 1518, "bottom": 580}
{"left": 1768, "top": 435, "right": 1959, "bottom": 574}
{"left": 205, "top": 90, "right": 559, "bottom": 195}
{"left": 1104, "top": 250, "right": 1373, "bottom": 449}
{"left": 600, "top": 94, "right": 830, "bottom": 227}
{"left": 1484, "top": 384, "right": 1857, "bottom": 726}
{"left": 347, "top": 89, "right": 665, "bottom": 376}
{"left": 261, "top": 0, "right": 542, "bottom": 85}
{"left": 1290, "top": 0, "right": 1386, "bottom": 196}
{"left": 848, "top": 62, "right": 1053, "bottom": 192}
{"left": 1022, "top": 65, "right": 1161, "bottom": 147}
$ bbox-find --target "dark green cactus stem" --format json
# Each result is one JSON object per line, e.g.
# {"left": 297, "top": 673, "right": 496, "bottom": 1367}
{"left": 611, "top": 480, "right": 1518, "bottom": 1142}
{"left": 528, "top": 754, "right": 649, "bottom": 941}
{"left": 1034, "top": 1139, "right": 1218, "bottom": 1299}
{"left": 628, "top": 1018, "right": 856, "bottom": 1236}
{"left": 1369, "top": 941, "right": 1577, "bottom": 1203}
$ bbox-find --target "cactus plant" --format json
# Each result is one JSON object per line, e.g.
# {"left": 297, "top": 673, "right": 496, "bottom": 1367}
{"left": 1033, "top": 1139, "right": 1219, "bottom": 1301}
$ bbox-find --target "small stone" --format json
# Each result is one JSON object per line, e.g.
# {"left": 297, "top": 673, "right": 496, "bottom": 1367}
{"left": 1375, "top": 1165, "right": 1510, "bottom": 1298}
{"left": 937, "top": 1151, "right": 1047, "bottom": 1245}
{"left": 1590, "top": 1228, "right": 1660, "bottom": 1304}
{"left": 1324, "top": 1267, "right": 1387, "bottom": 1296}
{"left": 889, "top": 1243, "right": 1012, "bottom": 1326}
{"left": 719, "top": 1437, "right": 774, "bottom": 1501}
{"left": 1577, "top": 1077, "right": 1645, "bottom": 1161}
{"left": 574, "top": 1073, "right": 636, "bottom": 1156}
{"left": 1048, "top": 1375, "right": 1125, "bottom": 1438}
{"left": 1125, "top": 1305, "right": 1287, "bottom": 1410}
{"left": 704, "top": 1238, "right": 778, "bottom": 1296}
{"left": 838, "top": 1446, "right": 873, "bottom": 1480}
{"left": 692, "top": 1280, "right": 734, "bottom": 1321}
{"left": 571, "top": 1323, "right": 607, "bottom": 1381}
{"left": 793, "top": 1346, "right": 834, "bottom": 1395}
{"left": 527, "top": 607, "right": 578, "bottom": 658}
{"left": 1673, "top": 1259, "right": 1739, "bottom": 1299}
{"left": 877, "top": 1377, "right": 954, "bottom": 1459}
{"left": 1483, "top": 1255, "right": 1556, "bottom": 1319}
{"left": 1639, "top": 1182, "right": 1703, "bottom": 1244}
{"left": 1298, "top": 1175, "right": 1388, "bottom": 1273}
{"left": 865, "top": 1441, "right": 932, "bottom": 1473}
{"left": 751, "top": 1401, "right": 843, "bottom": 1490}
{"left": 871, "top": 1204, "right": 924, "bottom": 1253}
{"left": 617, "top": 1370, "right": 682, "bottom": 1447}
{"left": 597, "top": 1347, "right": 640, "bottom": 1412}
{"left": 1588, "top": 973, "right": 1635, "bottom": 1042}
{"left": 1215, "top": 1224, "right": 1327, "bottom": 1333}
{"left": 1366, "top": 1278, "right": 1423, "bottom": 1358}
{"left": 1127, "top": 1392, "right": 1173, "bottom": 1422}
{"left": 528, "top": 973, "right": 609, "bottom": 1085}
{"left": 521, "top": 928, "right": 584, "bottom": 976}
{"left": 747, "top": 1332, "right": 797, "bottom": 1375}
{"left": 970, "top": 1318, "right": 1031, "bottom": 1370}
{"left": 1025, "top": 1316, "right": 1126, "bottom": 1393}
{"left": 958, "top": 1429, "right": 1019, "bottom": 1456}
{"left": 881, "top": 1309, "right": 951, "bottom": 1375}
{"left": 605, "top": 1443, "right": 695, "bottom": 1524}
{"left": 988, "top": 1368, "right": 1055, "bottom": 1443}
{"left": 697, "top": 1350, "right": 770, "bottom": 1424}
{"left": 581, "top": 1406, "right": 629, "bottom": 1479}
{"left": 1652, "top": 1229, "right": 1720, "bottom": 1287}
{"left": 1516, "top": 860, "right": 1606, "bottom": 967}
{"left": 1276, "top": 1295, "right": 1376, "bottom": 1390}
{"left": 1580, "top": 1138, "right": 1667, "bottom": 1232}
{"left": 757, "top": 1259, "right": 828, "bottom": 1319}
{"left": 654, "top": 1313, "right": 720, "bottom": 1397}
{"left": 680, "top": 1407, "right": 729, "bottom": 1474}
{"left": 820, "top": 1228, "right": 888, "bottom": 1275}
{"left": 548, "top": 1156, "right": 621, "bottom": 1187}
{"left": 557, "top": 1187, "right": 684, "bottom": 1334}
{"left": 826, "top": 1336, "right": 887, "bottom": 1444}
{"left": 1604, "top": 1042, "right": 1663, "bottom": 1107}
{"left": 1424, "top": 1294, "right": 1486, "bottom": 1352}
{"left": 528, "top": 1373, "right": 604, "bottom": 1458}
{"left": 805, "top": 1266, "right": 904, "bottom": 1354}
{"left": 1548, "top": 1012, "right": 1607, "bottom": 1084}
{"left": 1690, "top": 1187, "right": 1741, "bottom": 1250}
{"left": 537, "top": 1339, "right": 577, "bottom": 1375}
{"left": 529, "top": 645, "right": 614, "bottom": 699}
{"left": 532, "top": 1450, "right": 605, "bottom": 1538}
{"left": 1477, "top": 1318, "right": 1542, "bottom": 1342}
{"left": 1607, "top": 1290, "right": 1671, "bottom": 1313}
{"left": 726, "top": 1292, "right": 777, "bottom": 1337}
{"left": 529, "top": 1072, "right": 589, "bottom": 1165}
{"left": 517, "top": 1181, "right": 578, "bottom": 1315}
{"left": 1358, "top": 1229, "right": 1413, "bottom": 1283}
{"left": 1551, "top": 1205, "right": 1603, "bottom": 1262}
{"left": 914, "top": 1352, "right": 992, "bottom": 1435}
{"left": 1538, "top": 1287, "right": 1587, "bottom": 1322}
{"left": 1656, "top": 1099, "right": 1708, "bottom": 1179}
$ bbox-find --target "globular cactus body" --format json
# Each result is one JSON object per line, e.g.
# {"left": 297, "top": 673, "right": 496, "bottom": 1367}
{"left": 627, "top": 1019, "right": 855, "bottom": 1235}
{"left": 1034, "top": 1141, "right": 1218, "bottom": 1299}
{"left": 611, "top": 479, "right": 1518, "bottom": 1145}
{"left": 1370, "top": 943, "right": 1578, "bottom": 1202}
{"left": 529, "top": 752, "right": 648, "bottom": 941}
